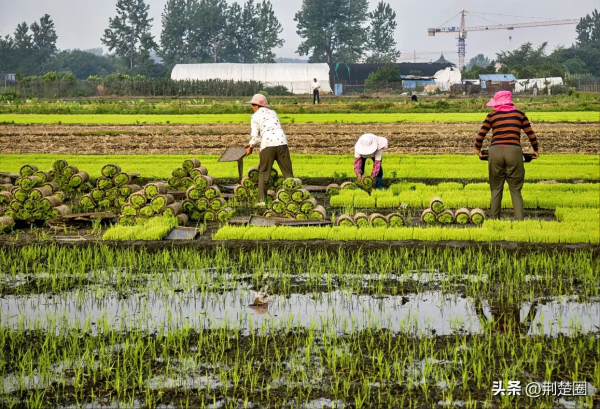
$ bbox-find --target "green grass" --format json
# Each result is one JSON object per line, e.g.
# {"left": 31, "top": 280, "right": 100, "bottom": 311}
{"left": 214, "top": 208, "right": 600, "bottom": 244}
{"left": 1, "top": 154, "right": 598, "bottom": 181}
{"left": 1, "top": 111, "right": 598, "bottom": 124}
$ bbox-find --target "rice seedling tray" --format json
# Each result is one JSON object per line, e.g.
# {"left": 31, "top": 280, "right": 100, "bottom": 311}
{"left": 228, "top": 215, "right": 331, "bottom": 227}
{"left": 46, "top": 211, "right": 117, "bottom": 228}
{"left": 163, "top": 226, "right": 200, "bottom": 241}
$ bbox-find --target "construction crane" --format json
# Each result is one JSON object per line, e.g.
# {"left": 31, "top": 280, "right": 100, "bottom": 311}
{"left": 428, "top": 10, "right": 579, "bottom": 71}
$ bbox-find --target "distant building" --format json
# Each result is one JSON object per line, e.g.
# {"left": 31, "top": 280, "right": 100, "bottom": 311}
{"left": 479, "top": 74, "right": 516, "bottom": 92}
{"left": 4, "top": 74, "right": 16, "bottom": 82}
{"left": 402, "top": 76, "right": 436, "bottom": 89}
{"left": 432, "top": 53, "right": 452, "bottom": 65}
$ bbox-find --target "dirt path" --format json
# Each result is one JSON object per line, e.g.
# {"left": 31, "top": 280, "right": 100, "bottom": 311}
{"left": 1, "top": 123, "right": 596, "bottom": 155}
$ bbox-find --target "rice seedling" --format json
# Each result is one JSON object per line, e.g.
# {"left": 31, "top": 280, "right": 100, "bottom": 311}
{"left": 103, "top": 215, "right": 179, "bottom": 240}
{"left": 421, "top": 209, "right": 437, "bottom": 224}
{"left": 437, "top": 209, "right": 455, "bottom": 224}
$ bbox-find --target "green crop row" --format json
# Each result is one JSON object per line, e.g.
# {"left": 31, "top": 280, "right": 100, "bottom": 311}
{"left": 1, "top": 154, "right": 598, "bottom": 181}
{"left": 214, "top": 208, "right": 599, "bottom": 244}
{"left": 330, "top": 182, "right": 600, "bottom": 209}
{"left": 1, "top": 111, "right": 597, "bottom": 125}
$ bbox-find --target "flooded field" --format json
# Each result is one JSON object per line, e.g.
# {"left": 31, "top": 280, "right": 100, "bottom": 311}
{"left": 1, "top": 245, "right": 599, "bottom": 408}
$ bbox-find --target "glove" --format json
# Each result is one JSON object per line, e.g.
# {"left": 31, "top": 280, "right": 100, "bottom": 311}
{"left": 245, "top": 144, "right": 253, "bottom": 156}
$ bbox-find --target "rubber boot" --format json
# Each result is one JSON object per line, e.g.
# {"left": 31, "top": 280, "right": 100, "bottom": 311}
{"left": 375, "top": 176, "right": 383, "bottom": 190}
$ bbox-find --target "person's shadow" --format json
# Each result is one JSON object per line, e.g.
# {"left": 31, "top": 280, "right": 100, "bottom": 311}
{"left": 475, "top": 298, "right": 539, "bottom": 335}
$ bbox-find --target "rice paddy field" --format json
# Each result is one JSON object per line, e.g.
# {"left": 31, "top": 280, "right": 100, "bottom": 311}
{"left": 0, "top": 103, "right": 598, "bottom": 408}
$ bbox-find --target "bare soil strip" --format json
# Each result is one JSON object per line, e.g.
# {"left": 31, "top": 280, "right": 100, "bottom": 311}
{"left": 0, "top": 123, "right": 596, "bottom": 155}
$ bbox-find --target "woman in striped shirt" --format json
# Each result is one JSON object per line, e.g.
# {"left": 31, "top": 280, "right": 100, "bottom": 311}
{"left": 474, "top": 91, "right": 540, "bottom": 220}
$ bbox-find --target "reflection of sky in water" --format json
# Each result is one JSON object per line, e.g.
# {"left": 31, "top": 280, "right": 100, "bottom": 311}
{"left": 1, "top": 289, "right": 598, "bottom": 336}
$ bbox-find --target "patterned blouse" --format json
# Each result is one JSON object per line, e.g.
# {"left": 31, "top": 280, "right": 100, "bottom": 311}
{"left": 248, "top": 107, "right": 288, "bottom": 151}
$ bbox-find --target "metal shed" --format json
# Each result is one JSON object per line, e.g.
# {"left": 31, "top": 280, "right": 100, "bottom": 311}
{"left": 479, "top": 74, "right": 517, "bottom": 90}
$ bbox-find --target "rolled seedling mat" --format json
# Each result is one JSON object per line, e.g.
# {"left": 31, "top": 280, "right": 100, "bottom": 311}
{"left": 9, "top": 200, "right": 23, "bottom": 211}
{"left": 283, "top": 178, "right": 303, "bottom": 190}
{"left": 210, "top": 197, "right": 227, "bottom": 211}
{"left": 33, "top": 170, "right": 52, "bottom": 183}
{"left": 300, "top": 198, "right": 318, "bottom": 214}
{"left": 271, "top": 200, "right": 286, "bottom": 214}
{"left": 455, "top": 208, "right": 471, "bottom": 224}
{"left": 96, "top": 198, "right": 112, "bottom": 208}
{"left": 360, "top": 176, "right": 374, "bottom": 190}
{"left": 437, "top": 209, "right": 455, "bottom": 224}
{"left": 248, "top": 167, "right": 260, "bottom": 183}
{"left": 145, "top": 182, "right": 168, "bottom": 199}
{"left": 162, "top": 202, "right": 183, "bottom": 217}
{"left": 105, "top": 187, "right": 119, "bottom": 200}
{"left": 421, "top": 208, "right": 437, "bottom": 224}
{"left": 39, "top": 195, "right": 62, "bottom": 211}
{"left": 19, "top": 164, "right": 39, "bottom": 177}
{"left": 43, "top": 181, "right": 59, "bottom": 193}
{"left": 310, "top": 205, "right": 327, "bottom": 220}
{"left": 277, "top": 190, "right": 293, "bottom": 204}
{"left": 186, "top": 186, "right": 204, "bottom": 201}
{"left": 151, "top": 194, "right": 175, "bottom": 212}
{"left": 96, "top": 177, "right": 114, "bottom": 191}
{"left": 172, "top": 167, "right": 187, "bottom": 179}
{"left": 119, "top": 216, "right": 135, "bottom": 226}
{"left": 182, "top": 199, "right": 197, "bottom": 214}
{"left": 291, "top": 188, "right": 310, "bottom": 202}
{"left": 369, "top": 213, "right": 388, "bottom": 228}
{"left": 353, "top": 212, "right": 370, "bottom": 228}
{"left": 69, "top": 171, "right": 90, "bottom": 188}
{"left": 180, "top": 177, "right": 194, "bottom": 189}
{"left": 286, "top": 201, "right": 301, "bottom": 214}
{"left": 240, "top": 177, "right": 255, "bottom": 189}
{"left": 196, "top": 198, "right": 210, "bottom": 211}
{"left": 0, "top": 183, "right": 14, "bottom": 192}
{"left": 112, "top": 172, "right": 131, "bottom": 187}
{"left": 119, "top": 184, "right": 141, "bottom": 197}
{"left": 53, "top": 159, "right": 68, "bottom": 172}
{"left": 53, "top": 191, "right": 66, "bottom": 202}
{"left": 139, "top": 205, "right": 156, "bottom": 218}
{"left": 90, "top": 188, "right": 105, "bottom": 202}
{"left": 204, "top": 186, "right": 221, "bottom": 199}
{"left": 0, "top": 216, "right": 15, "bottom": 232}
{"left": 189, "top": 167, "right": 208, "bottom": 178}
{"left": 182, "top": 158, "right": 201, "bottom": 171}
{"left": 176, "top": 213, "right": 189, "bottom": 225}
{"left": 129, "top": 192, "right": 148, "bottom": 208}
{"left": 80, "top": 195, "right": 96, "bottom": 209}
{"left": 21, "top": 176, "right": 42, "bottom": 191}
{"left": 295, "top": 213, "right": 309, "bottom": 221}
{"left": 217, "top": 207, "right": 233, "bottom": 222}
{"left": 386, "top": 213, "right": 405, "bottom": 228}
{"left": 101, "top": 164, "right": 121, "bottom": 178}
{"left": 429, "top": 197, "right": 445, "bottom": 214}
{"left": 340, "top": 181, "right": 357, "bottom": 190}
{"left": 204, "top": 210, "right": 217, "bottom": 222}
{"left": 336, "top": 214, "right": 356, "bottom": 227}
{"left": 0, "top": 191, "right": 12, "bottom": 205}
{"left": 168, "top": 177, "right": 181, "bottom": 189}
{"left": 62, "top": 166, "right": 79, "bottom": 179}
{"left": 195, "top": 175, "right": 214, "bottom": 190}
{"left": 14, "top": 188, "right": 29, "bottom": 203}
{"left": 51, "top": 204, "right": 71, "bottom": 217}
{"left": 267, "top": 190, "right": 276, "bottom": 198}
{"left": 233, "top": 185, "right": 250, "bottom": 199}
{"left": 263, "top": 210, "right": 277, "bottom": 218}
{"left": 470, "top": 209, "right": 486, "bottom": 225}
{"left": 122, "top": 203, "right": 139, "bottom": 217}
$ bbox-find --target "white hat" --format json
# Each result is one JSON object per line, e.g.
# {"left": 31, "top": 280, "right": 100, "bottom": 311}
{"left": 355, "top": 134, "right": 388, "bottom": 156}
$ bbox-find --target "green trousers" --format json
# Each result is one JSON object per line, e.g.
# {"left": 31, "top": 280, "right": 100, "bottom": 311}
{"left": 488, "top": 145, "right": 525, "bottom": 220}
{"left": 258, "top": 145, "right": 294, "bottom": 200}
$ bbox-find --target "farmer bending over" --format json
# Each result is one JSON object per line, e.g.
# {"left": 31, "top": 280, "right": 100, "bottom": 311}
{"left": 475, "top": 91, "right": 539, "bottom": 220}
{"left": 245, "top": 94, "right": 294, "bottom": 206}
{"left": 354, "top": 133, "right": 388, "bottom": 190}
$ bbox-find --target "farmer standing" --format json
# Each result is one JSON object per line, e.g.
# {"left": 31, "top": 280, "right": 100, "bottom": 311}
{"left": 354, "top": 133, "right": 388, "bottom": 190}
{"left": 245, "top": 94, "right": 294, "bottom": 205}
{"left": 475, "top": 91, "right": 540, "bottom": 220}
{"left": 312, "top": 78, "right": 321, "bottom": 104}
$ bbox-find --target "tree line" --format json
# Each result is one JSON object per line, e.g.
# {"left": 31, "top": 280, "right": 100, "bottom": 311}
{"left": 0, "top": 0, "right": 400, "bottom": 79}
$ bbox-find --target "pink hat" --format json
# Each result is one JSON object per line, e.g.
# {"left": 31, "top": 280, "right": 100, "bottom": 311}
{"left": 486, "top": 91, "right": 514, "bottom": 107}
{"left": 246, "top": 94, "right": 270, "bottom": 108}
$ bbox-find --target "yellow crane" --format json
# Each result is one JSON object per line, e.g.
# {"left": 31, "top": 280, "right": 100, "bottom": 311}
{"left": 428, "top": 10, "right": 579, "bottom": 70}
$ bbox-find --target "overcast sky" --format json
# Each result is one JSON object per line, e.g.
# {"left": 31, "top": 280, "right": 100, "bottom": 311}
{"left": 1, "top": 0, "right": 596, "bottom": 64}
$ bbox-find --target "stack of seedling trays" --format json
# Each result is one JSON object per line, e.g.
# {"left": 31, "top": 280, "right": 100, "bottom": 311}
{"left": 232, "top": 167, "right": 284, "bottom": 200}
{"left": 335, "top": 212, "right": 404, "bottom": 228}
{"left": 326, "top": 177, "right": 373, "bottom": 197}
{"left": 182, "top": 177, "right": 234, "bottom": 223}
{"left": 119, "top": 182, "right": 188, "bottom": 226}
{"left": 80, "top": 164, "right": 142, "bottom": 211}
{"left": 1, "top": 168, "right": 70, "bottom": 225}
{"left": 264, "top": 178, "right": 327, "bottom": 220}
{"left": 421, "top": 197, "right": 486, "bottom": 225}
{"left": 167, "top": 158, "right": 210, "bottom": 191}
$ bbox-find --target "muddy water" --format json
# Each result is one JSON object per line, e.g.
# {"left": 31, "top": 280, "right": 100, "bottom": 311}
{"left": 2, "top": 289, "right": 598, "bottom": 335}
